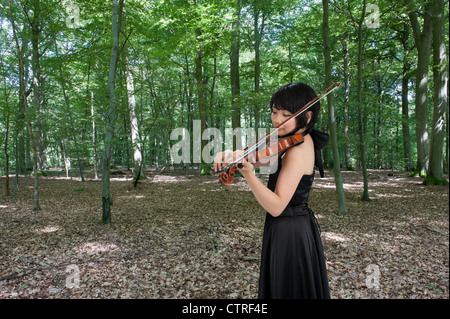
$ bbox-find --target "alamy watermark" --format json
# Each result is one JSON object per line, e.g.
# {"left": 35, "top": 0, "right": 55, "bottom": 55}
{"left": 65, "top": 264, "right": 80, "bottom": 289}
{"left": 170, "top": 120, "right": 278, "bottom": 174}
{"left": 64, "top": 1, "right": 81, "bottom": 28}
{"left": 365, "top": 4, "right": 380, "bottom": 28}
{"left": 365, "top": 264, "right": 381, "bottom": 290}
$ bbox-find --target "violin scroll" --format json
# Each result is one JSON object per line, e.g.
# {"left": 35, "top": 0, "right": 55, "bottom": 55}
{"left": 218, "top": 165, "right": 238, "bottom": 185}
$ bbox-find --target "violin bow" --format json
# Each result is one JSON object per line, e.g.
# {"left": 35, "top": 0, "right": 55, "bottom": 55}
{"left": 220, "top": 82, "right": 341, "bottom": 171}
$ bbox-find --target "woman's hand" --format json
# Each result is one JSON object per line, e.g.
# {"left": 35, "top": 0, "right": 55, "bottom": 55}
{"left": 213, "top": 150, "right": 233, "bottom": 172}
{"left": 233, "top": 150, "right": 255, "bottom": 176}
{"left": 213, "top": 150, "right": 255, "bottom": 174}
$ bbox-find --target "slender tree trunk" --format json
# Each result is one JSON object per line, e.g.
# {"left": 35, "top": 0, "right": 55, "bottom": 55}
{"left": 184, "top": 54, "right": 194, "bottom": 166}
{"left": 195, "top": 27, "right": 208, "bottom": 175}
{"left": 102, "top": 0, "right": 123, "bottom": 224}
{"left": 425, "top": 0, "right": 448, "bottom": 185}
{"left": 60, "top": 139, "right": 69, "bottom": 177}
{"left": 91, "top": 91, "right": 98, "bottom": 179}
{"left": 125, "top": 54, "right": 144, "bottom": 185}
{"left": 401, "top": 71, "right": 413, "bottom": 170}
{"left": 230, "top": 0, "right": 241, "bottom": 149}
{"left": 401, "top": 24, "right": 413, "bottom": 171}
{"left": 357, "top": 0, "right": 370, "bottom": 201}
{"left": 2, "top": 61, "right": 10, "bottom": 196}
{"left": 375, "top": 68, "right": 383, "bottom": 168}
{"left": 54, "top": 42, "right": 85, "bottom": 181}
{"left": 17, "top": 32, "right": 28, "bottom": 175}
{"left": 209, "top": 56, "right": 217, "bottom": 127}
{"left": 323, "top": 0, "right": 347, "bottom": 215}
{"left": 446, "top": 76, "right": 449, "bottom": 174}
{"left": 122, "top": 13, "right": 143, "bottom": 184}
{"left": 8, "top": 0, "right": 40, "bottom": 210}
{"left": 253, "top": 8, "right": 264, "bottom": 129}
{"left": 29, "top": 0, "right": 42, "bottom": 210}
{"left": 342, "top": 31, "right": 352, "bottom": 170}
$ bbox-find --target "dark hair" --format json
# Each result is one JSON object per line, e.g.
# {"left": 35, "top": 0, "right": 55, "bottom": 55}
{"left": 270, "top": 82, "right": 320, "bottom": 133}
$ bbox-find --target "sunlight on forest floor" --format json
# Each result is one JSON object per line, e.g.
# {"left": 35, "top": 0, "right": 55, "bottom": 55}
{"left": 0, "top": 168, "right": 448, "bottom": 299}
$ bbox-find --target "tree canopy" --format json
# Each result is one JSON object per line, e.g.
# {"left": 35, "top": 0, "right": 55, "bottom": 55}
{"left": 0, "top": 0, "right": 448, "bottom": 216}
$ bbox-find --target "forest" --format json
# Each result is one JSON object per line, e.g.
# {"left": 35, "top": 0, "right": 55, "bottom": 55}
{"left": 0, "top": 0, "right": 448, "bottom": 300}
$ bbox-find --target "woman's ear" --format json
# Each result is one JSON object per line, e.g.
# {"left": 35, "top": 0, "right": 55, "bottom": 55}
{"left": 306, "top": 111, "right": 313, "bottom": 124}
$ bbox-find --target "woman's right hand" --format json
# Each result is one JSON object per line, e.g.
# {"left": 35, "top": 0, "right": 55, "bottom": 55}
{"left": 214, "top": 150, "right": 257, "bottom": 172}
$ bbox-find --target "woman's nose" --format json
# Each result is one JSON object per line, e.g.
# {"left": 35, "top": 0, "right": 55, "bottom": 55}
{"left": 272, "top": 114, "right": 282, "bottom": 126}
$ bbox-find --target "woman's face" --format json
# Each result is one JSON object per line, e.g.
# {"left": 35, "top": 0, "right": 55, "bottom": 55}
{"left": 271, "top": 107, "right": 297, "bottom": 137}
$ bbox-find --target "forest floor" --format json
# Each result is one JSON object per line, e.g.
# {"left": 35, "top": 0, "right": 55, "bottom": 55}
{"left": 0, "top": 167, "right": 448, "bottom": 299}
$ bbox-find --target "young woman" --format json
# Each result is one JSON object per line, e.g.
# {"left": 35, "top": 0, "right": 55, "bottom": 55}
{"left": 214, "top": 82, "right": 331, "bottom": 299}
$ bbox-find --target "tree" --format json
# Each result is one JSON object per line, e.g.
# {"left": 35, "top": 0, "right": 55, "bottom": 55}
{"left": 102, "top": 0, "right": 124, "bottom": 224}
{"left": 122, "top": 11, "right": 144, "bottom": 186}
{"left": 8, "top": 0, "right": 41, "bottom": 211}
{"left": 54, "top": 40, "right": 85, "bottom": 181}
{"left": 355, "top": 0, "right": 370, "bottom": 201}
{"left": 0, "top": 50, "right": 11, "bottom": 196}
{"left": 194, "top": 26, "right": 209, "bottom": 175}
{"left": 425, "top": 0, "right": 449, "bottom": 185}
{"left": 398, "top": 23, "right": 414, "bottom": 171}
{"left": 340, "top": 30, "right": 353, "bottom": 170}
{"left": 230, "top": 0, "right": 241, "bottom": 149}
{"left": 405, "top": 0, "right": 433, "bottom": 177}
{"left": 322, "top": 0, "right": 347, "bottom": 215}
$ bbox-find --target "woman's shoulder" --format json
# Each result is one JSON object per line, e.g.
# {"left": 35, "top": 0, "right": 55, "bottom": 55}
{"left": 284, "top": 134, "right": 314, "bottom": 156}
{"left": 281, "top": 135, "right": 315, "bottom": 169}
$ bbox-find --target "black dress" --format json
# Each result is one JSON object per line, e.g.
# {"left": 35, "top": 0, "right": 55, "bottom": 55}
{"left": 258, "top": 130, "right": 331, "bottom": 299}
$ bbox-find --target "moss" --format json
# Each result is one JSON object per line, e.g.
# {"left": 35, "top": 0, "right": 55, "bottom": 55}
{"left": 423, "top": 175, "right": 449, "bottom": 186}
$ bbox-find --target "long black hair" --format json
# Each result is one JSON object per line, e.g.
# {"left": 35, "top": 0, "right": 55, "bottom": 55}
{"left": 270, "top": 82, "right": 320, "bottom": 134}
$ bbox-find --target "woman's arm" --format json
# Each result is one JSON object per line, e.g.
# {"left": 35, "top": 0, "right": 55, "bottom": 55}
{"left": 239, "top": 142, "right": 314, "bottom": 217}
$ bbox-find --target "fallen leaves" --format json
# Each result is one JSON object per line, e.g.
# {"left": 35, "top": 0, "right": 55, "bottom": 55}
{"left": 0, "top": 168, "right": 448, "bottom": 299}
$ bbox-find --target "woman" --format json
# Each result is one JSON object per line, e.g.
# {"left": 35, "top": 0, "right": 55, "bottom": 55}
{"left": 214, "top": 82, "right": 330, "bottom": 299}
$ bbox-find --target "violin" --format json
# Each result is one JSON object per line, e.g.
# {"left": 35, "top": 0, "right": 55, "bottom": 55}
{"left": 216, "top": 82, "right": 340, "bottom": 186}
{"left": 218, "top": 133, "right": 305, "bottom": 185}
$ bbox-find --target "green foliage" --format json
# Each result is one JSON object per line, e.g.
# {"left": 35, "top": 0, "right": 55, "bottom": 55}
{"left": 0, "top": 0, "right": 448, "bottom": 175}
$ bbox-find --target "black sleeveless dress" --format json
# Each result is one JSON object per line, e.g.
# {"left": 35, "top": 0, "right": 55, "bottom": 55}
{"left": 258, "top": 130, "right": 331, "bottom": 299}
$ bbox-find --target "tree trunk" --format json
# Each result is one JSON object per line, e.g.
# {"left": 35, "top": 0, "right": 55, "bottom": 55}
{"left": 230, "top": 0, "right": 241, "bottom": 149}
{"left": 29, "top": 0, "right": 42, "bottom": 210}
{"left": 425, "top": 0, "right": 448, "bottom": 185}
{"left": 54, "top": 42, "right": 85, "bottom": 181}
{"left": 195, "top": 27, "right": 209, "bottom": 175}
{"left": 1, "top": 58, "right": 10, "bottom": 196}
{"left": 323, "top": 0, "right": 347, "bottom": 215}
{"left": 91, "top": 91, "right": 98, "bottom": 179}
{"left": 357, "top": 0, "right": 370, "bottom": 201}
{"left": 102, "top": 0, "right": 123, "bottom": 224}
{"left": 8, "top": 0, "right": 40, "bottom": 210}
{"left": 342, "top": 31, "right": 352, "bottom": 170}
{"left": 122, "top": 18, "right": 144, "bottom": 185}
{"left": 17, "top": 30, "right": 28, "bottom": 175}
{"left": 253, "top": 7, "right": 265, "bottom": 129}
{"left": 375, "top": 66, "right": 383, "bottom": 168}
{"left": 401, "top": 24, "right": 413, "bottom": 171}
{"left": 125, "top": 56, "right": 144, "bottom": 185}
{"left": 405, "top": 0, "right": 433, "bottom": 177}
